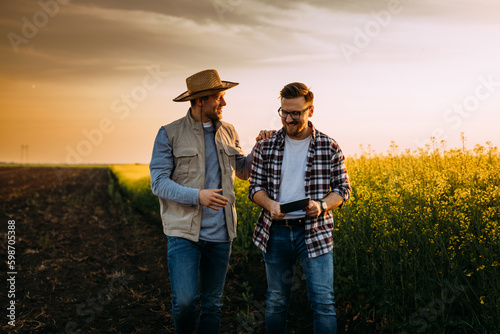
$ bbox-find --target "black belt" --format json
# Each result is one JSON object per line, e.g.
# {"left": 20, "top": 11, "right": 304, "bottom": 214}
{"left": 273, "top": 218, "right": 306, "bottom": 227}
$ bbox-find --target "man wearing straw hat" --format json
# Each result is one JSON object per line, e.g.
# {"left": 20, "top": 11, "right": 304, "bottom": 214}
{"left": 150, "top": 69, "right": 272, "bottom": 333}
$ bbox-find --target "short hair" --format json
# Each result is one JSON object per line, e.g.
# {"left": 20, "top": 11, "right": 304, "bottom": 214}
{"left": 189, "top": 95, "right": 209, "bottom": 107}
{"left": 279, "top": 82, "right": 314, "bottom": 103}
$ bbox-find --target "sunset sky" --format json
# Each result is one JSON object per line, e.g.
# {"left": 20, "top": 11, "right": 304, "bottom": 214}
{"left": 1, "top": 0, "right": 499, "bottom": 164}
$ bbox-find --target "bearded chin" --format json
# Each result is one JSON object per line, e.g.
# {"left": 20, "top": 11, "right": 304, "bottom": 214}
{"left": 209, "top": 112, "right": 222, "bottom": 122}
{"left": 212, "top": 112, "right": 222, "bottom": 121}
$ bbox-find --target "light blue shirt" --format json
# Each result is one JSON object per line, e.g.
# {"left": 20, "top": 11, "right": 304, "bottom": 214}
{"left": 200, "top": 123, "right": 227, "bottom": 241}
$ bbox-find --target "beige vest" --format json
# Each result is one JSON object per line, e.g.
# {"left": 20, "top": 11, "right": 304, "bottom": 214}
{"left": 159, "top": 109, "right": 244, "bottom": 242}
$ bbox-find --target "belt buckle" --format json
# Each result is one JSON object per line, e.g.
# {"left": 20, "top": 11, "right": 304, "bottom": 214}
{"left": 285, "top": 218, "right": 301, "bottom": 227}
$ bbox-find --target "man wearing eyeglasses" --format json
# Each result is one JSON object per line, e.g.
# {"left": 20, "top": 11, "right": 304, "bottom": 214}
{"left": 249, "top": 82, "right": 351, "bottom": 333}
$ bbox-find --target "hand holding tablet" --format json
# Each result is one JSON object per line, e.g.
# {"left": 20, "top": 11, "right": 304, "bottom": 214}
{"left": 280, "top": 197, "right": 310, "bottom": 214}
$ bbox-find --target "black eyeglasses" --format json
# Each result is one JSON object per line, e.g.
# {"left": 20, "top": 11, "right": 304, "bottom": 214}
{"left": 277, "top": 106, "right": 311, "bottom": 120}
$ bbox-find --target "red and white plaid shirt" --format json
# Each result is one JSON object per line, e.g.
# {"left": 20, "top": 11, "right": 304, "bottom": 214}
{"left": 249, "top": 122, "right": 351, "bottom": 258}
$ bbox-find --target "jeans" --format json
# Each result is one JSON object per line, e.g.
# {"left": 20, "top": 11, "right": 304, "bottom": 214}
{"left": 263, "top": 224, "right": 337, "bottom": 334}
{"left": 167, "top": 236, "right": 231, "bottom": 334}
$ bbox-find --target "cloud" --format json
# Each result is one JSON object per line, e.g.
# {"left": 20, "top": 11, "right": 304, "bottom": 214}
{"left": 1, "top": 1, "right": 281, "bottom": 80}
{"left": 1, "top": 0, "right": 500, "bottom": 163}
{"left": 0, "top": 2, "right": 272, "bottom": 84}
{"left": 2, "top": 0, "right": 500, "bottom": 83}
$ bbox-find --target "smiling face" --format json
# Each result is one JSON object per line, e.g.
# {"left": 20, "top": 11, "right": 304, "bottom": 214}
{"left": 200, "top": 91, "right": 226, "bottom": 123}
{"left": 280, "top": 96, "right": 314, "bottom": 140}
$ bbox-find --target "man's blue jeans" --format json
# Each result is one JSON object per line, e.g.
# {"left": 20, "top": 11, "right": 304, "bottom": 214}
{"left": 263, "top": 224, "right": 337, "bottom": 334}
{"left": 167, "top": 236, "right": 231, "bottom": 334}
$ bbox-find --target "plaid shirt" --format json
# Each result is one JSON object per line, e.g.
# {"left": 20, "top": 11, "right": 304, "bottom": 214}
{"left": 249, "top": 122, "right": 351, "bottom": 258}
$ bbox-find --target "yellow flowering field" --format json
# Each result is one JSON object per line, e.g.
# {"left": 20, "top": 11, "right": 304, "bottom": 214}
{"left": 109, "top": 164, "right": 159, "bottom": 215}
{"left": 110, "top": 143, "right": 500, "bottom": 332}
{"left": 109, "top": 164, "right": 150, "bottom": 182}
{"left": 330, "top": 145, "right": 500, "bottom": 332}
{"left": 233, "top": 144, "right": 499, "bottom": 332}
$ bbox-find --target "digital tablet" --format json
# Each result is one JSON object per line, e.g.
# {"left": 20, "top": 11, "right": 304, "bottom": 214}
{"left": 280, "top": 197, "right": 310, "bottom": 213}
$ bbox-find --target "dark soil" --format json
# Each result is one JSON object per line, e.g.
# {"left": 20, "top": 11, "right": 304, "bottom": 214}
{"left": 0, "top": 167, "right": 376, "bottom": 333}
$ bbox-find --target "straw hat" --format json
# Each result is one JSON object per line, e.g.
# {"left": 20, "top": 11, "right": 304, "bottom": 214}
{"left": 173, "top": 69, "right": 239, "bottom": 102}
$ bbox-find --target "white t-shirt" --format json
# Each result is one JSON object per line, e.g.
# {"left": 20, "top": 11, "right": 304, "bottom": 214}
{"left": 277, "top": 134, "right": 311, "bottom": 219}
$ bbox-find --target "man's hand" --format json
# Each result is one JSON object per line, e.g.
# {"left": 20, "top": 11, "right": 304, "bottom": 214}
{"left": 269, "top": 201, "right": 285, "bottom": 220}
{"left": 255, "top": 130, "right": 276, "bottom": 142}
{"left": 252, "top": 190, "right": 285, "bottom": 220}
{"left": 304, "top": 200, "right": 322, "bottom": 218}
{"left": 199, "top": 189, "right": 229, "bottom": 211}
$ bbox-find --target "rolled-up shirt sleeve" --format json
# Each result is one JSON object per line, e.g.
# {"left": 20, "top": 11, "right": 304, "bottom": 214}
{"left": 149, "top": 127, "right": 199, "bottom": 206}
{"left": 330, "top": 146, "right": 351, "bottom": 207}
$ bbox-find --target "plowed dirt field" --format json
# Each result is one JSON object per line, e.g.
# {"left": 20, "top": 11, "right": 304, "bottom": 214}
{"left": 0, "top": 167, "right": 372, "bottom": 333}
